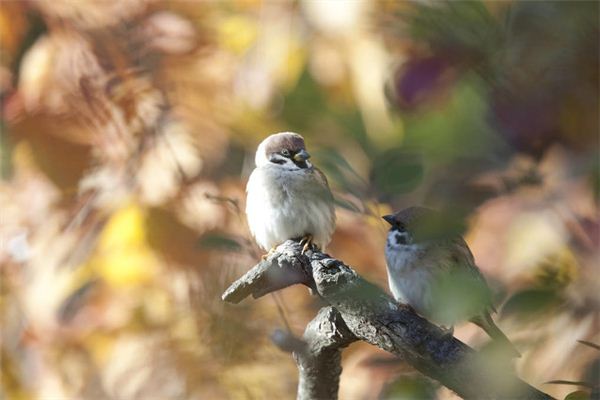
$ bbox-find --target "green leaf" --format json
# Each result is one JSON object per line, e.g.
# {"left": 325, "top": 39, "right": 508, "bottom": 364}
{"left": 502, "top": 289, "right": 562, "bottom": 320}
{"left": 197, "top": 233, "right": 242, "bottom": 252}
{"left": 370, "top": 148, "right": 424, "bottom": 196}
{"left": 430, "top": 269, "right": 492, "bottom": 325}
{"left": 402, "top": 77, "right": 505, "bottom": 165}
{"left": 333, "top": 196, "right": 363, "bottom": 214}
{"left": 564, "top": 390, "right": 590, "bottom": 400}
{"left": 381, "top": 375, "right": 438, "bottom": 400}
{"left": 313, "top": 148, "right": 369, "bottom": 197}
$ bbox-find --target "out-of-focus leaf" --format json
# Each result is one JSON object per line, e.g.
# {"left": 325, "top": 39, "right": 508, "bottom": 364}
{"left": 564, "top": 390, "right": 591, "bottom": 400}
{"left": 502, "top": 289, "right": 562, "bottom": 320}
{"left": 583, "top": 358, "right": 600, "bottom": 395}
{"left": 217, "top": 15, "right": 257, "bottom": 54}
{"left": 98, "top": 204, "right": 143, "bottom": 247}
{"left": 532, "top": 249, "right": 578, "bottom": 290}
{"left": 1, "top": 5, "right": 47, "bottom": 77}
{"left": 34, "top": 0, "right": 148, "bottom": 30}
{"left": 281, "top": 70, "right": 327, "bottom": 131}
{"left": 137, "top": 119, "right": 202, "bottom": 206}
{"left": 142, "top": 11, "right": 197, "bottom": 55}
{"left": 546, "top": 380, "right": 592, "bottom": 388}
{"left": 490, "top": 1, "right": 599, "bottom": 157}
{"left": 391, "top": 55, "right": 456, "bottom": 111}
{"left": 410, "top": 208, "right": 467, "bottom": 242}
{"left": 1, "top": 122, "right": 13, "bottom": 179}
{"left": 430, "top": 268, "right": 491, "bottom": 326}
{"left": 0, "top": 2, "right": 28, "bottom": 58}
{"left": 578, "top": 340, "right": 600, "bottom": 352}
{"left": 145, "top": 206, "right": 206, "bottom": 266}
{"left": 197, "top": 232, "right": 242, "bottom": 252}
{"left": 313, "top": 147, "right": 368, "bottom": 197}
{"left": 93, "top": 204, "right": 159, "bottom": 287}
{"left": 406, "top": 0, "right": 502, "bottom": 69}
{"left": 11, "top": 121, "right": 91, "bottom": 192}
{"left": 333, "top": 196, "right": 363, "bottom": 214}
{"left": 1, "top": 345, "right": 32, "bottom": 399}
{"left": 58, "top": 279, "right": 100, "bottom": 323}
{"left": 370, "top": 148, "right": 423, "bottom": 198}
{"left": 380, "top": 375, "right": 438, "bottom": 400}
{"left": 402, "top": 77, "right": 505, "bottom": 165}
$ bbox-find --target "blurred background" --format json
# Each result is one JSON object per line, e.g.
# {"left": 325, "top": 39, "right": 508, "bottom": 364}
{"left": 1, "top": 1, "right": 598, "bottom": 399}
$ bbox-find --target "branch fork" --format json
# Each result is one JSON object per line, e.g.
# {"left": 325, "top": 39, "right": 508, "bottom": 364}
{"left": 222, "top": 240, "right": 552, "bottom": 400}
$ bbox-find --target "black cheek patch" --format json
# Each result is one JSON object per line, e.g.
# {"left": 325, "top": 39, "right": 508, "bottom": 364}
{"left": 293, "top": 160, "right": 308, "bottom": 169}
{"left": 395, "top": 234, "right": 407, "bottom": 245}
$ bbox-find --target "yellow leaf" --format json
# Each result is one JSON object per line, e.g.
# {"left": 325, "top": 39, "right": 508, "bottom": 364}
{"left": 218, "top": 15, "right": 257, "bottom": 54}
{"left": 86, "top": 332, "right": 116, "bottom": 366}
{"left": 93, "top": 204, "right": 159, "bottom": 287}
{"left": 99, "top": 204, "right": 147, "bottom": 249}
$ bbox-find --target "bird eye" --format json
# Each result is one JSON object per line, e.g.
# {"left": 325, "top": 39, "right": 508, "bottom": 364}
{"left": 281, "top": 149, "right": 291, "bottom": 157}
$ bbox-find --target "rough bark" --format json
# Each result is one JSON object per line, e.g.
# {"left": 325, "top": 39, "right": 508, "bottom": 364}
{"left": 222, "top": 240, "right": 554, "bottom": 400}
{"left": 272, "top": 307, "right": 357, "bottom": 400}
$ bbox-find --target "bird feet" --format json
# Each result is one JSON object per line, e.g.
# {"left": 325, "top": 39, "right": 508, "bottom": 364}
{"left": 299, "top": 234, "right": 314, "bottom": 254}
{"left": 260, "top": 236, "right": 317, "bottom": 259}
{"left": 261, "top": 247, "right": 277, "bottom": 260}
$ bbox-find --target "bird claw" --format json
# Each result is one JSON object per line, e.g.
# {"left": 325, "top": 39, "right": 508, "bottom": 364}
{"left": 299, "top": 235, "right": 314, "bottom": 254}
{"left": 261, "top": 247, "right": 276, "bottom": 260}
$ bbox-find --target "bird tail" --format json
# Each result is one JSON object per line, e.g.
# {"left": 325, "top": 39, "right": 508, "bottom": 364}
{"left": 472, "top": 313, "right": 521, "bottom": 358}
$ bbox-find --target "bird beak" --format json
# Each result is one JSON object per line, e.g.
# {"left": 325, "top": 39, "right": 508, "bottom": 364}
{"left": 382, "top": 215, "right": 395, "bottom": 225}
{"left": 293, "top": 149, "right": 310, "bottom": 162}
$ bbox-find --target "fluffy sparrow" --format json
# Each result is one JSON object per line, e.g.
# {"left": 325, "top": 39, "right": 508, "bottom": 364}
{"left": 246, "top": 132, "right": 335, "bottom": 254}
{"left": 383, "top": 206, "right": 520, "bottom": 356}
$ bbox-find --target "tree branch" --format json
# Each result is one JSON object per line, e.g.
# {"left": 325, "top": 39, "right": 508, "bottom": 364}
{"left": 272, "top": 307, "right": 357, "bottom": 400}
{"left": 222, "top": 240, "right": 554, "bottom": 400}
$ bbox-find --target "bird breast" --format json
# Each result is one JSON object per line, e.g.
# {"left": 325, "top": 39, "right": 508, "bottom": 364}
{"left": 385, "top": 242, "right": 435, "bottom": 315}
{"left": 246, "top": 165, "right": 334, "bottom": 250}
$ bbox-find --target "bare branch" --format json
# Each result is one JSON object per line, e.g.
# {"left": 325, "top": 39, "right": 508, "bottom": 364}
{"left": 272, "top": 307, "right": 357, "bottom": 400}
{"left": 222, "top": 240, "right": 554, "bottom": 400}
{"left": 221, "top": 243, "right": 313, "bottom": 303}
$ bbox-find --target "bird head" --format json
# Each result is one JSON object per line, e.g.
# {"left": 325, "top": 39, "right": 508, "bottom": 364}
{"left": 383, "top": 206, "right": 455, "bottom": 245}
{"left": 255, "top": 132, "right": 312, "bottom": 170}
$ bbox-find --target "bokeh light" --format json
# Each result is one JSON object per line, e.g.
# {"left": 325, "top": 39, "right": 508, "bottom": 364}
{"left": 1, "top": 1, "right": 598, "bottom": 399}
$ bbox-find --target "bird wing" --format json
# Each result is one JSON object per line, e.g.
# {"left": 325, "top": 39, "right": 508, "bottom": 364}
{"left": 310, "top": 167, "right": 336, "bottom": 212}
{"left": 313, "top": 167, "right": 334, "bottom": 199}
{"left": 433, "top": 237, "right": 497, "bottom": 313}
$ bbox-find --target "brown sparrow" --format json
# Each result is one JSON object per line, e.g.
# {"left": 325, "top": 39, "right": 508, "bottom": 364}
{"left": 383, "top": 207, "right": 520, "bottom": 357}
{"left": 246, "top": 132, "right": 335, "bottom": 254}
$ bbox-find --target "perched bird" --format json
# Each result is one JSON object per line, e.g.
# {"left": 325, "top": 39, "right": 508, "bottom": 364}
{"left": 246, "top": 132, "right": 335, "bottom": 254}
{"left": 383, "top": 206, "right": 520, "bottom": 357}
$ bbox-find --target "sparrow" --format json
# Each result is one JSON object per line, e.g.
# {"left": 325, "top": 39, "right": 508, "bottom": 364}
{"left": 246, "top": 132, "right": 335, "bottom": 254}
{"left": 383, "top": 206, "right": 520, "bottom": 357}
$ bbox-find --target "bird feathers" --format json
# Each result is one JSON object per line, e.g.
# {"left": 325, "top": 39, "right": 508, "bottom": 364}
{"left": 246, "top": 133, "right": 335, "bottom": 251}
{"left": 385, "top": 207, "right": 518, "bottom": 356}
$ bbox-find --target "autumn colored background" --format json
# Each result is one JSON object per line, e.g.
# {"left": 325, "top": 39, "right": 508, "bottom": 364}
{"left": 1, "top": 1, "right": 598, "bottom": 399}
